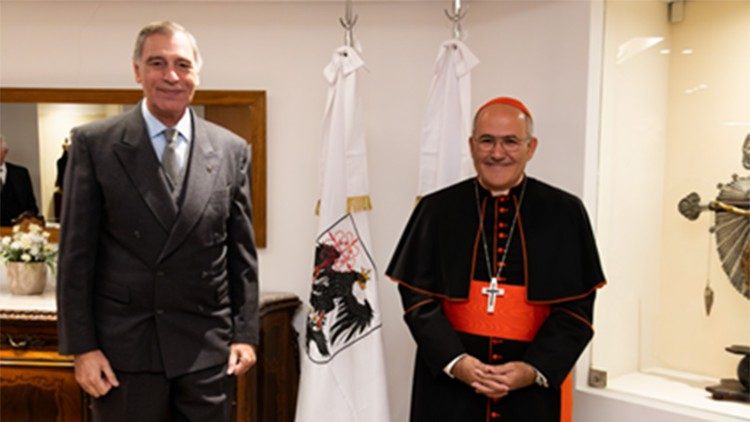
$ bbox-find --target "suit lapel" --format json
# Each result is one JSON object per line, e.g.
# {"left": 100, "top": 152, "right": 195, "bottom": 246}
{"left": 159, "top": 116, "right": 220, "bottom": 262}
{"left": 112, "top": 107, "right": 178, "bottom": 232}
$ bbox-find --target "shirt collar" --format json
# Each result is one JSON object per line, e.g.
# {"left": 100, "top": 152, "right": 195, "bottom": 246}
{"left": 476, "top": 174, "right": 527, "bottom": 198}
{"left": 140, "top": 100, "right": 193, "bottom": 141}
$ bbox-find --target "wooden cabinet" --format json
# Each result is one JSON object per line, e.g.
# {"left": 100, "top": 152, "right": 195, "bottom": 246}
{"left": 0, "top": 291, "right": 301, "bottom": 422}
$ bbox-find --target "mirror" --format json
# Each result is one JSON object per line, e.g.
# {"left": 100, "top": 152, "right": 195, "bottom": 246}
{"left": 0, "top": 88, "right": 267, "bottom": 247}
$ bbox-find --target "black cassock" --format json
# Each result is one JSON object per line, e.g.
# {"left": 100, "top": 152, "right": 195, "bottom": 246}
{"left": 386, "top": 177, "right": 605, "bottom": 422}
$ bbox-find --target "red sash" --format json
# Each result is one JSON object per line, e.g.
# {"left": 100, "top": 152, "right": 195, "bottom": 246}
{"left": 443, "top": 280, "right": 550, "bottom": 341}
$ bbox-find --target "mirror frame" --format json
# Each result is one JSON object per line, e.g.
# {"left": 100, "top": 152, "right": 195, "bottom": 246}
{"left": 0, "top": 87, "right": 267, "bottom": 247}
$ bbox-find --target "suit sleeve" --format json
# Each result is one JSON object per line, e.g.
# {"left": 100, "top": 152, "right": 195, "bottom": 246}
{"left": 226, "top": 142, "right": 259, "bottom": 345}
{"left": 522, "top": 291, "right": 596, "bottom": 388}
{"left": 389, "top": 200, "right": 465, "bottom": 376}
{"left": 18, "top": 166, "right": 39, "bottom": 216}
{"left": 399, "top": 284, "right": 466, "bottom": 377}
{"left": 56, "top": 129, "right": 103, "bottom": 355}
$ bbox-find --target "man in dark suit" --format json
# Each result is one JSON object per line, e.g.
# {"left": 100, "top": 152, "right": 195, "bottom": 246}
{"left": 0, "top": 136, "right": 40, "bottom": 226}
{"left": 56, "top": 21, "right": 258, "bottom": 421}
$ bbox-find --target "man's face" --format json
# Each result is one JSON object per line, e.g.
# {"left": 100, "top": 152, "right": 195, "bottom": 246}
{"left": 133, "top": 31, "right": 199, "bottom": 126}
{"left": 469, "top": 104, "right": 537, "bottom": 193}
{"left": 0, "top": 139, "right": 8, "bottom": 164}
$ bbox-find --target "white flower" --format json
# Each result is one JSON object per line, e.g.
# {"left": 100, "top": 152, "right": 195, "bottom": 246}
{"left": 1, "top": 224, "right": 57, "bottom": 265}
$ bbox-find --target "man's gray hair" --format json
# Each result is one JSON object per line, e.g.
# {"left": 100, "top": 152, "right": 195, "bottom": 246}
{"left": 132, "top": 21, "right": 202, "bottom": 70}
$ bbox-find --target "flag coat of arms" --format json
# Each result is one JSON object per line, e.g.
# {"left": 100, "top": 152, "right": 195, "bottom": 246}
{"left": 295, "top": 45, "right": 390, "bottom": 422}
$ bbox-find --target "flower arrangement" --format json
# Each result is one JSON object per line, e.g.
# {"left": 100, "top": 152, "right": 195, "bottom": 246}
{"left": 0, "top": 224, "right": 58, "bottom": 269}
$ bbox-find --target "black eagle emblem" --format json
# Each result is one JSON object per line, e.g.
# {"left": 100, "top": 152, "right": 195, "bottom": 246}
{"left": 306, "top": 243, "right": 374, "bottom": 357}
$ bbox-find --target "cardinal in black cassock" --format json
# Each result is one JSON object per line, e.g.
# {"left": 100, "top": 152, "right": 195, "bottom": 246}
{"left": 386, "top": 97, "right": 606, "bottom": 422}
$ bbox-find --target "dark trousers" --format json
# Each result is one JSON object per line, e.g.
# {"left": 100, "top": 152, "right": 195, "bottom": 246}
{"left": 92, "top": 364, "right": 235, "bottom": 422}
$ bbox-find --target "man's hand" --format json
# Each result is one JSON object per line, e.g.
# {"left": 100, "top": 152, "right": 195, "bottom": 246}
{"left": 482, "top": 361, "right": 536, "bottom": 391}
{"left": 74, "top": 349, "right": 119, "bottom": 398}
{"left": 226, "top": 343, "right": 256, "bottom": 376}
{"left": 451, "top": 355, "right": 510, "bottom": 400}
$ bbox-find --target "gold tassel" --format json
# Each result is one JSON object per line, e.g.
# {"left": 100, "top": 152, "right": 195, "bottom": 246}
{"left": 346, "top": 195, "right": 372, "bottom": 213}
{"left": 315, "top": 195, "right": 373, "bottom": 216}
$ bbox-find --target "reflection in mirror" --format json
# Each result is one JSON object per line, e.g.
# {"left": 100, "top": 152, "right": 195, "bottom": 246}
{"left": 0, "top": 88, "right": 266, "bottom": 247}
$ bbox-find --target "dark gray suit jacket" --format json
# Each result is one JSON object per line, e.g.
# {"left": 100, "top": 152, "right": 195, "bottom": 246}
{"left": 1, "top": 162, "right": 39, "bottom": 226}
{"left": 56, "top": 105, "right": 258, "bottom": 378}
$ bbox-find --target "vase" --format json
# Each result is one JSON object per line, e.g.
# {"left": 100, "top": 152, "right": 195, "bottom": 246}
{"left": 6, "top": 261, "right": 48, "bottom": 295}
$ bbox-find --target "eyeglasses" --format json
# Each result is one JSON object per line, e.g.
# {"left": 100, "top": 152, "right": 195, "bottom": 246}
{"left": 472, "top": 135, "right": 530, "bottom": 152}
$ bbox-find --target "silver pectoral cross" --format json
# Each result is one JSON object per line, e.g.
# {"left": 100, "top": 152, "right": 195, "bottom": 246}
{"left": 481, "top": 277, "right": 505, "bottom": 314}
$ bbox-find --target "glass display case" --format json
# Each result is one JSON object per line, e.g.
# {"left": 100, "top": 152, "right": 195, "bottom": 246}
{"left": 586, "top": 0, "right": 749, "bottom": 419}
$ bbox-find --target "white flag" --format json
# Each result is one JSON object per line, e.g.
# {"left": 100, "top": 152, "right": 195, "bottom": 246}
{"left": 418, "top": 39, "right": 479, "bottom": 197}
{"left": 295, "top": 45, "right": 391, "bottom": 422}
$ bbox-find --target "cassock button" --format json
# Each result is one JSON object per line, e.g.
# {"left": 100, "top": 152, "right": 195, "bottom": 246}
{"left": 498, "top": 222, "right": 508, "bottom": 229}
{"left": 491, "top": 338, "right": 503, "bottom": 345}
{"left": 498, "top": 232, "right": 508, "bottom": 239}
{"left": 498, "top": 207, "right": 509, "bottom": 214}
{"left": 491, "top": 353, "right": 502, "bottom": 361}
{"left": 491, "top": 411, "right": 500, "bottom": 419}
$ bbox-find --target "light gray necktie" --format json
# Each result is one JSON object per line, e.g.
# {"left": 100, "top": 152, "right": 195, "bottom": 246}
{"left": 162, "top": 128, "right": 182, "bottom": 189}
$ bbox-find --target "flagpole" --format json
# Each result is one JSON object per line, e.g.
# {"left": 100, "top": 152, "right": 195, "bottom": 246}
{"left": 339, "top": 0, "right": 357, "bottom": 48}
{"left": 444, "top": 0, "right": 467, "bottom": 40}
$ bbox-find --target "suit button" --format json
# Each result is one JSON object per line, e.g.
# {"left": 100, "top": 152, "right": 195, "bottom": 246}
{"left": 156, "top": 271, "right": 165, "bottom": 276}
{"left": 156, "top": 309, "right": 165, "bottom": 315}
{"left": 201, "top": 271, "right": 209, "bottom": 278}
{"left": 133, "top": 230, "right": 141, "bottom": 239}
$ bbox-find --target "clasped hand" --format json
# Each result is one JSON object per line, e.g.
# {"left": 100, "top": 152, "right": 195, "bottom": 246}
{"left": 451, "top": 355, "right": 536, "bottom": 400}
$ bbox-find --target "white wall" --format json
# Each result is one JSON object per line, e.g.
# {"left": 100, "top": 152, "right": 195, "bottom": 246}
{"left": 1, "top": 2, "right": 593, "bottom": 420}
